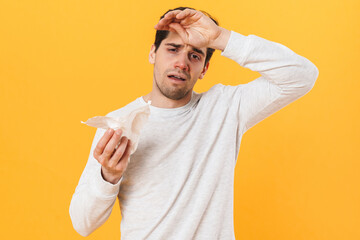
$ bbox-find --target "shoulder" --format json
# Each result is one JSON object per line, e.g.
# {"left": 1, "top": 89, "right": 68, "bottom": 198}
{"left": 203, "top": 83, "right": 226, "bottom": 96}
{"left": 105, "top": 97, "right": 144, "bottom": 118}
{"left": 202, "top": 83, "right": 245, "bottom": 99}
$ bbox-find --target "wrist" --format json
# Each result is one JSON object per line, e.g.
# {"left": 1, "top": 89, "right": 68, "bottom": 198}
{"left": 101, "top": 167, "right": 122, "bottom": 184}
{"left": 210, "top": 27, "right": 231, "bottom": 51}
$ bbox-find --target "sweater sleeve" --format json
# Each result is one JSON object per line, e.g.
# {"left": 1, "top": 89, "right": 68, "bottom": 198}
{"left": 220, "top": 31, "right": 319, "bottom": 134}
{"left": 69, "top": 127, "right": 122, "bottom": 237}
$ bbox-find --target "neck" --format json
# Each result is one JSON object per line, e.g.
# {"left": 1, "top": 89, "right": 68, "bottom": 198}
{"left": 143, "top": 91, "right": 192, "bottom": 108}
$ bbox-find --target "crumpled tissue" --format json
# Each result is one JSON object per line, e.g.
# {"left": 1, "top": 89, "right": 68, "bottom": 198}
{"left": 81, "top": 101, "right": 151, "bottom": 155}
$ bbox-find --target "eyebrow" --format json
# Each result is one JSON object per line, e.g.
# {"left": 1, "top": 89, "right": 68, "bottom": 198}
{"left": 165, "top": 43, "right": 205, "bottom": 57}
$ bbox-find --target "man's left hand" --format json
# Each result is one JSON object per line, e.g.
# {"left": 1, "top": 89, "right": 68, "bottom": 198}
{"left": 154, "top": 8, "right": 231, "bottom": 51}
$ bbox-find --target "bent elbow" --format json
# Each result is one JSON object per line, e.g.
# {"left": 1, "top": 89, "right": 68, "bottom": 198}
{"left": 294, "top": 60, "right": 319, "bottom": 96}
{"left": 69, "top": 201, "right": 93, "bottom": 237}
{"left": 280, "top": 61, "right": 319, "bottom": 99}
{"left": 302, "top": 63, "right": 319, "bottom": 97}
{"left": 72, "top": 223, "right": 92, "bottom": 237}
{"left": 75, "top": 228, "right": 91, "bottom": 237}
{"left": 305, "top": 62, "right": 319, "bottom": 91}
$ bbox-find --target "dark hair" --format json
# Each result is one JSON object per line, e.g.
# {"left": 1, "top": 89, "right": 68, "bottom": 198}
{"left": 154, "top": 7, "right": 219, "bottom": 67}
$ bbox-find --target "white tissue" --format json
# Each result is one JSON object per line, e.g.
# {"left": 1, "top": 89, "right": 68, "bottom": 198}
{"left": 81, "top": 101, "right": 151, "bottom": 155}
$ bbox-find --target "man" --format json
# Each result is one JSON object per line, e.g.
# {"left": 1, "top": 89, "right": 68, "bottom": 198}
{"left": 70, "top": 7, "right": 318, "bottom": 239}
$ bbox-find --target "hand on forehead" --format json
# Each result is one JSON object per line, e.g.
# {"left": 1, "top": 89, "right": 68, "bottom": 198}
{"left": 154, "top": 8, "right": 223, "bottom": 50}
{"left": 154, "top": 9, "right": 203, "bottom": 31}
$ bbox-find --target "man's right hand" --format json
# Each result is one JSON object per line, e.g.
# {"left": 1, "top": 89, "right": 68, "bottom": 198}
{"left": 93, "top": 128, "right": 131, "bottom": 184}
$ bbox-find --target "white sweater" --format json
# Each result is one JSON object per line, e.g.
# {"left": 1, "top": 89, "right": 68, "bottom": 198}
{"left": 70, "top": 31, "right": 319, "bottom": 239}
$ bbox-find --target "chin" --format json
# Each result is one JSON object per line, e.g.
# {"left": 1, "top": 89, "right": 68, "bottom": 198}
{"left": 162, "top": 88, "right": 190, "bottom": 101}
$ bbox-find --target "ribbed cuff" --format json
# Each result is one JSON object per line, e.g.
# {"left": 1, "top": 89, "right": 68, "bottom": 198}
{"left": 91, "top": 165, "right": 122, "bottom": 198}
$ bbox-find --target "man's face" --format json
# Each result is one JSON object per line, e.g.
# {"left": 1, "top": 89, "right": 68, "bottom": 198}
{"left": 149, "top": 31, "right": 209, "bottom": 101}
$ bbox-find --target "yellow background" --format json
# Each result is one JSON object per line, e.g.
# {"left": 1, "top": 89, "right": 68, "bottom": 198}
{"left": 1, "top": 0, "right": 359, "bottom": 239}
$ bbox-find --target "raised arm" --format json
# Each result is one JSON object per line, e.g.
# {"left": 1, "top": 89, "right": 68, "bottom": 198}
{"left": 157, "top": 8, "right": 319, "bottom": 133}
{"left": 221, "top": 31, "right": 318, "bottom": 133}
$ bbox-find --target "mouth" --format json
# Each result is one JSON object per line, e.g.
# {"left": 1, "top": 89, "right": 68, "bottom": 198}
{"left": 167, "top": 73, "right": 187, "bottom": 81}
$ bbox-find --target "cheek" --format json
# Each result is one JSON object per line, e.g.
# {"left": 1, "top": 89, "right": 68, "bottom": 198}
{"left": 154, "top": 63, "right": 167, "bottom": 82}
{"left": 193, "top": 67, "right": 205, "bottom": 78}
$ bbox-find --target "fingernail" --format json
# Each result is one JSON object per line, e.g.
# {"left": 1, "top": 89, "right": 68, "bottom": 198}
{"left": 115, "top": 129, "right": 122, "bottom": 135}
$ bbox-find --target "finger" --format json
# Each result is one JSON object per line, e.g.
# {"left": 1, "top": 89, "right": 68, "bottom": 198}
{"left": 163, "top": 10, "right": 182, "bottom": 20}
{"left": 108, "top": 137, "right": 128, "bottom": 168}
{"left": 155, "top": 18, "right": 179, "bottom": 30}
{"left": 155, "top": 10, "right": 182, "bottom": 30}
{"left": 115, "top": 140, "right": 132, "bottom": 172}
{"left": 168, "top": 23, "right": 188, "bottom": 41}
{"left": 102, "top": 129, "right": 122, "bottom": 159}
{"left": 154, "top": 19, "right": 169, "bottom": 30}
{"left": 156, "top": 10, "right": 200, "bottom": 31}
{"left": 175, "top": 9, "right": 197, "bottom": 20}
{"left": 93, "top": 128, "right": 114, "bottom": 158}
{"left": 154, "top": 23, "right": 170, "bottom": 31}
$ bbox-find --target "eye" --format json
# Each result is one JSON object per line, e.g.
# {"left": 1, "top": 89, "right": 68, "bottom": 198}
{"left": 190, "top": 53, "right": 201, "bottom": 61}
{"left": 168, "top": 48, "right": 177, "bottom": 52}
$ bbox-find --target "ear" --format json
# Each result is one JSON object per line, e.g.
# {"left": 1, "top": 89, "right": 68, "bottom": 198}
{"left": 199, "top": 62, "right": 209, "bottom": 79}
{"left": 149, "top": 44, "right": 156, "bottom": 64}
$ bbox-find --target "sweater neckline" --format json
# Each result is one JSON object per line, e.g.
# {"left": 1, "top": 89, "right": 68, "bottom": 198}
{"left": 138, "top": 92, "right": 198, "bottom": 118}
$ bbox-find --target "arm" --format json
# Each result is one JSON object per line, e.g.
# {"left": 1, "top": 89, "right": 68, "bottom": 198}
{"left": 156, "top": 8, "right": 318, "bottom": 133}
{"left": 221, "top": 31, "right": 319, "bottom": 133}
{"left": 69, "top": 128, "right": 130, "bottom": 236}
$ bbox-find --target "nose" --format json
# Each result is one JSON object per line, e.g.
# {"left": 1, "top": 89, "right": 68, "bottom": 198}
{"left": 174, "top": 52, "right": 189, "bottom": 72}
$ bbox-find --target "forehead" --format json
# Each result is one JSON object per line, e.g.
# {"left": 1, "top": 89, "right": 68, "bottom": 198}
{"left": 161, "top": 32, "right": 207, "bottom": 53}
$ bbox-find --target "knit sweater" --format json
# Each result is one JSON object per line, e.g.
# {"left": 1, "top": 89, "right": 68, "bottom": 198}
{"left": 69, "top": 31, "right": 319, "bottom": 239}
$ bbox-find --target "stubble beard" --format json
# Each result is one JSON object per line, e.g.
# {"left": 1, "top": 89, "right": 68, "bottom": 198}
{"left": 154, "top": 73, "right": 191, "bottom": 101}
